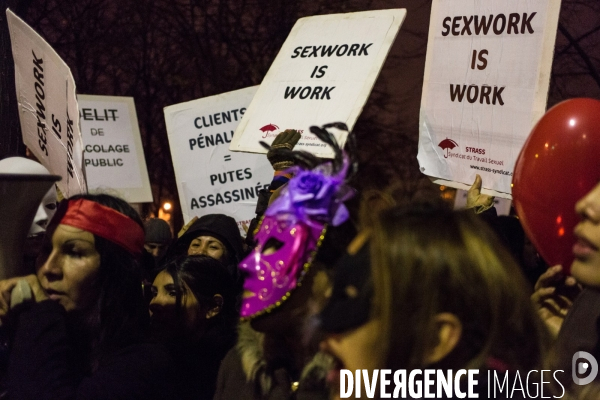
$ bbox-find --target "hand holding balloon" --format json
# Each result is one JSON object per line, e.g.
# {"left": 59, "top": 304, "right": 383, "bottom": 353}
{"left": 530, "top": 265, "right": 580, "bottom": 338}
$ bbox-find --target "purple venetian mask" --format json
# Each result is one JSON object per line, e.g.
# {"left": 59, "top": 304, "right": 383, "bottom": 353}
{"left": 239, "top": 157, "right": 352, "bottom": 319}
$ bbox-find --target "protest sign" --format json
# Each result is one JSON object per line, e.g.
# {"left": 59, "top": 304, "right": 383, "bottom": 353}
{"left": 7, "top": 9, "right": 86, "bottom": 197}
{"left": 78, "top": 95, "right": 152, "bottom": 203}
{"left": 165, "top": 86, "right": 273, "bottom": 234}
{"left": 229, "top": 9, "right": 406, "bottom": 158}
{"left": 417, "top": 0, "right": 561, "bottom": 198}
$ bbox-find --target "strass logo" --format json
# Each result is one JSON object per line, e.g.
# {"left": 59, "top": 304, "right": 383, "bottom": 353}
{"left": 259, "top": 123, "right": 279, "bottom": 133}
{"left": 260, "top": 123, "right": 280, "bottom": 139}
{"left": 438, "top": 138, "right": 458, "bottom": 158}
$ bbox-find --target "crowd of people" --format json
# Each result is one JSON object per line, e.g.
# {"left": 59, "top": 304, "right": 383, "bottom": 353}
{"left": 0, "top": 122, "right": 599, "bottom": 400}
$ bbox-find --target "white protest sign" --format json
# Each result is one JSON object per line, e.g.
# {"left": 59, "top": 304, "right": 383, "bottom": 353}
{"left": 7, "top": 9, "right": 86, "bottom": 197}
{"left": 165, "top": 86, "right": 273, "bottom": 234}
{"left": 78, "top": 95, "right": 152, "bottom": 203}
{"left": 230, "top": 9, "right": 406, "bottom": 158}
{"left": 417, "top": 0, "right": 561, "bottom": 198}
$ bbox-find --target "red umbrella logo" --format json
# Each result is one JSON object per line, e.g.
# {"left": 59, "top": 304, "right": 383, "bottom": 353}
{"left": 259, "top": 124, "right": 279, "bottom": 133}
{"left": 438, "top": 138, "right": 458, "bottom": 158}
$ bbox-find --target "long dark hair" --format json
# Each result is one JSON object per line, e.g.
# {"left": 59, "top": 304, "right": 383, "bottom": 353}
{"left": 49, "top": 193, "right": 148, "bottom": 370}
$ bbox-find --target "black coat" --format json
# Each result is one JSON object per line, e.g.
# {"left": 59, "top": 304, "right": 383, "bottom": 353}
{"left": 213, "top": 323, "right": 330, "bottom": 400}
{"left": 554, "top": 287, "right": 600, "bottom": 387}
{"left": 167, "top": 327, "right": 236, "bottom": 400}
{"left": 7, "top": 300, "right": 176, "bottom": 400}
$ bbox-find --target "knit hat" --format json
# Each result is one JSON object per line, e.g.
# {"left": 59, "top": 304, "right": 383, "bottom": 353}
{"left": 178, "top": 214, "right": 244, "bottom": 264}
{"left": 144, "top": 218, "right": 172, "bottom": 244}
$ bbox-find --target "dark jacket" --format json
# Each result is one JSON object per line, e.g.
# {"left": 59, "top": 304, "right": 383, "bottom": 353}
{"left": 213, "top": 323, "right": 330, "bottom": 400}
{"left": 7, "top": 300, "right": 175, "bottom": 400}
{"left": 167, "top": 324, "right": 236, "bottom": 400}
{"left": 553, "top": 287, "right": 600, "bottom": 388}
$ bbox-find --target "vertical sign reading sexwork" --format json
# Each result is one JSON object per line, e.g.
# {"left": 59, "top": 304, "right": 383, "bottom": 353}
{"left": 78, "top": 95, "right": 152, "bottom": 203}
{"left": 230, "top": 9, "right": 406, "bottom": 158}
{"left": 165, "top": 87, "right": 273, "bottom": 235}
{"left": 7, "top": 9, "right": 86, "bottom": 197}
{"left": 417, "top": 0, "right": 561, "bottom": 198}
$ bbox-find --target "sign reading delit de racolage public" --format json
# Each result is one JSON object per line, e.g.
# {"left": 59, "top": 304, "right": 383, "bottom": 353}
{"left": 417, "top": 0, "right": 562, "bottom": 198}
{"left": 7, "top": 9, "right": 86, "bottom": 197}
{"left": 229, "top": 9, "right": 406, "bottom": 159}
{"left": 164, "top": 87, "right": 273, "bottom": 235}
{"left": 78, "top": 95, "right": 152, "bottom": 203}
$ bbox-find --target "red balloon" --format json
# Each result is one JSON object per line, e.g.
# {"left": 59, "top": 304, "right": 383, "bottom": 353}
{"left": 512, "top": 98, "right": 600, "bottom": 274}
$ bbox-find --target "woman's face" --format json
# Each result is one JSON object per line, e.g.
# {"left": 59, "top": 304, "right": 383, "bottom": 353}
{"left": 149, "top": 271, "right": 202, "bottom": 335}
{"left": 187, "top": 235, "right": 227, "bottom": 263}
{"left": 36, "top": 224, "right": 101, "bottom": 312}
{"left": 572, "top": 182, "right": 600, "bottom": 286}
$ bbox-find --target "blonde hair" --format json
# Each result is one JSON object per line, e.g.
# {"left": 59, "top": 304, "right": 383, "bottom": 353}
{"left": 371, "top": 206, "right": 550, "bottom": 371}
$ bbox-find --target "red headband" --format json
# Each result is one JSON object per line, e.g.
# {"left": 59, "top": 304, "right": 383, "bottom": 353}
{"left": 59, "top": 198, "right": 144, "bottom": 255}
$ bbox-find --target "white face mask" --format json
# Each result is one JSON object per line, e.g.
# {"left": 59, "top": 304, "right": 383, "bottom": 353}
{"left": 28, "top": 184, "right": 58, "bottom": 236}
{"left": 0, "top": 157, "right": 56, "bottom": 236}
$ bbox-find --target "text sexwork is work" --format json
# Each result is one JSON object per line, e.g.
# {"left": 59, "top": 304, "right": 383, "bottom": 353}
{"left": 32, "top": 51, "right": 76, "bottom": 178}
{"left": 442, "top": 12, "right": 538, "bottom": 107}
{"left": 284, "top": 43, "right": 374, "bottom": 101}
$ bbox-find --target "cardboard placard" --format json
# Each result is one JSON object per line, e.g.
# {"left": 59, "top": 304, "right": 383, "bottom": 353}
{"left": 7, "top": 9, "right": 86, "bottom": 197}
{"left": 165, "top": 86, "right": 273, "bottom": 235}
{"left": 230, "top": 9, "right": 406, "bottom": 158}
{"left": 417, "top": 0, "right": 561, "bottom": 198}
{"left": 78, "top": 95, "right": 152, "bottom": 203}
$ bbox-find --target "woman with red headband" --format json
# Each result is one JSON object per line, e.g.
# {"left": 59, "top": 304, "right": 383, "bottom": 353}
{"left": 0, "top": 194, "right": 175, "bottom": 399}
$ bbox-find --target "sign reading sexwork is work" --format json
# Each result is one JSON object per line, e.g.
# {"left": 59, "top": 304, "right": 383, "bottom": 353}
{"left": 164, "top": 87, "right": 273, "bottom": 235}
{"left": 417, "top": 0, "right": 561, "bottom": 198}
{"left": 78, "top": 95, "right": 152, "bottom": 203}
{"left": 7, "top": 9, "right": 86, "bottom": 197}
{"left": 230, "top": 9, "right": 406, "bottom": 158}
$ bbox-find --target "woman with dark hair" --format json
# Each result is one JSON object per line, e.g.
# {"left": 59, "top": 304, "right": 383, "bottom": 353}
{"left": 0, "top": 193, "right": 174, "bottom": 399}
{"left": 320, "top": 206, "right": 552, "bottom": 399}
{"left": 171, "top": 214, "right": 245, "bottom": 284}
{"left": 149, "top": 255, "right": 237, "bottom": 400}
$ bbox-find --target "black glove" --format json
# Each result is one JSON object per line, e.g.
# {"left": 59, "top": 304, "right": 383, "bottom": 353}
{"left": 267, "top": 129, "right": 301, "bottom": 171}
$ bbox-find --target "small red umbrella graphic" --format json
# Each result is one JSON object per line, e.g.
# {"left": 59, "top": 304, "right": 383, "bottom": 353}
{"left": 259, "top": 124, "right": 279, "bottom": 133}
{"left": 438, "top": 138, "right": 458, "bottom": 158}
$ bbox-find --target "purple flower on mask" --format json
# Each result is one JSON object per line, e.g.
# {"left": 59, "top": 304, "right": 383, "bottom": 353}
{"left": 266, "top": 157, "right": 353, "bottom": 227}
{"left": 291, "top": 172, "right": 325, "bottom": 200}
